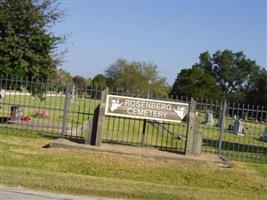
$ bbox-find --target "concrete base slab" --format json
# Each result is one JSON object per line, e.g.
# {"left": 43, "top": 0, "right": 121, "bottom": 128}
{"left": 48, "top": 139, "right": 234, "bottom": 167}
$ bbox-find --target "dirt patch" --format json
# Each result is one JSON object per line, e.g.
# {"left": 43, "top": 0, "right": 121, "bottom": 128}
{"left": 48, "top": 138, "right": 232, "bottom": 167}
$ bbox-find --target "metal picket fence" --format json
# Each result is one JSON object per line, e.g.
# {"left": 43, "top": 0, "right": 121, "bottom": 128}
{"left": 0, "top": 76, "right": 102, "bottom": 140}
{"left": 0, "top": 76, "right": 266, "bottom": 163}
{"left": 195, "top": 98, "right": 267, "bottom": 162}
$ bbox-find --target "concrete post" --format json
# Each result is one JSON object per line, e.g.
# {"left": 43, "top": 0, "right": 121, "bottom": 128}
{"left": 185, "top": 97, "right": 202, "bottom": 155}
{"left": 89, "top": 88, "right": 108, "bottom": 146}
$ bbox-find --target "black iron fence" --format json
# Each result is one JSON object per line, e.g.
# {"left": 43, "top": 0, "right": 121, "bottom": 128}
{"left": 0, "top": 76, "right": 266, "bottom": 163}
{"left": 0, "top": 76, "right": 101, "bottom": 139}
{"left": 195, "top": 98, "right": 267, "bottom": 162}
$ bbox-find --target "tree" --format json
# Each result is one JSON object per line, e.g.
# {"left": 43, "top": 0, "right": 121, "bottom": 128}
{"left": 106, "top": 59, "right": 169, "bottom": 96}
{"left": 53, "top": 68, "right": 72, "bottom": 86}
{"left": 245, "top": 69, "right": 267, "bottom": 107}
{"left": 72, "top": 75, "right": 90, "bottom": 88}
{"left": 193, "top": 50, "right": 260, "bottom": 101}
{"left": 92, "top": 74, "right": 107, "bottom": 88}
{"left": 0, "top": 0, "right": 63, "bottom": 80}
{"left": 170, "top": 68, "right": 224, "bottom": 100}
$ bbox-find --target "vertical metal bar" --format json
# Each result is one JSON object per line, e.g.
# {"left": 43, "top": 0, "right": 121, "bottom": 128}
{"left": 141, "top": 119, "right": 147, "bottom": 147}
{"left": 75, "top": 85, "right": 82, "bottom": 137}
{"left": 218, "top": 100, "right": 227, "bottom": 155}
{"left": 61, "top": 84, "right": 70, "bottom": 136}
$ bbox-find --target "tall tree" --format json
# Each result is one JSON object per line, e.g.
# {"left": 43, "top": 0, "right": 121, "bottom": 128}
{"left": 92, "top": 74, "right": 107, "bottom": 88}
{"left": 53, "top": 68, "right": 72, "bottom": 86}
{"left": 106, "top": 59, "right": 169, "bottom": 96}
{"left": 170, "top": 68, "right": 224, "bottom": 100}
{"left": 193, "top": 50, "right": 260, "bottom": 99}
{"left": 0, "top": 0, "right": 63, "bottom": 80}
{"left": 245, "top": 69, "right": 267, "bottom": 107}
{"left": 72, "top": 75, "right": 90, "bottom": 88}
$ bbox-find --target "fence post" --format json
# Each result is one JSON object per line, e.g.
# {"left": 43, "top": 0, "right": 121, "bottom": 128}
{"left": 61, "top": 84, "right": 70, "bottom": 137}
{"left": 192, "top": 115, "right": 202, "bottom": 155}
{"left": 185, "top": 98, "right": 197, "bottom": 155}
{"left": 218, "top": 100, "right": 227, "bottom": 155}
{"left": 90, "top": 88, "right": 108, "bottom": 146}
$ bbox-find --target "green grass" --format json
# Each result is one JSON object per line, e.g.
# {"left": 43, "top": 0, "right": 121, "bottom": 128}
{"left": 0, "top": 130, "right": 267, "bottom": 199}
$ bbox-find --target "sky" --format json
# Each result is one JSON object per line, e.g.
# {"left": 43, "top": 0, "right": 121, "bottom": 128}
{"left": 53, "top": 0, "right": 267, "bottom": 84}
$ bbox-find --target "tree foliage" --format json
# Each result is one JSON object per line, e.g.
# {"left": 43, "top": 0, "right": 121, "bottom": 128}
{"left": 52, "top": 68, "right": 72, "bottom": 86}
{"left": 72, "top": 75, "right": 90, "bottom": 88}
{"left": 245, "top": 69, "right": 267, "bottom": 107}
{"left": 0, "top": 0, "right": 63, "bottom": 80}
{"left": 171, "top": 50, "right": 266, "bottom": 105}
{"left": 106, "top": 58, "right": 169, "bottom": 96}
{"left": 193, "top": 50, "right": 260, "bottom": 97}
{"left": 170, "top": 67, "right": 224, "bottom": 100}
{"left": 92, "top": 74, "right": 107, "bottom": 88}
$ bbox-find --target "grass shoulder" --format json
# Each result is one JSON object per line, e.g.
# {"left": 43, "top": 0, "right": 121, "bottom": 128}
{"left": 0, "top": 130, "right": 266, "bottom": 200}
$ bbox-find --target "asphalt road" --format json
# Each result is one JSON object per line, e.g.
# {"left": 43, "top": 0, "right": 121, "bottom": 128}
{"left": 0, "top": 186, "right": 112, "bottom": 200}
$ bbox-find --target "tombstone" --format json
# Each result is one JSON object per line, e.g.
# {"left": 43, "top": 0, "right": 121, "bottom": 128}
{"left": 0, "top": 89, "right": 5, "bottom": 98}
{"left": 71, "top": 85, "right": 76, "bottom": 101}
{"left": 205, "top": 112, "right": 214, "bottom": 126}
{"left": 243, "top": 112, "right": 248, "bottom": 121}
{"left": 229, "top": 119, "right": 245, "bottom": 136}
{"left": 260, "top": 128, "right": 267, "bottom": 142}
{"left": 0, "top": 89, "right": 4, "bottom": 108}
{"left": 10, "top": 105, "right": 24, "bottom": 121}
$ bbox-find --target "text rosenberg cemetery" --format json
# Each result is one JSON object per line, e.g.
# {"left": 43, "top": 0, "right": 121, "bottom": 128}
{"left": 105, "top": 95, "right": 189, "bottom": 123}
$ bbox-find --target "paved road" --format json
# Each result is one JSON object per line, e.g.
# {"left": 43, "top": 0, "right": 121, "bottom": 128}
{"left": 0, "top": 186, "right": 112, "bottom": 200}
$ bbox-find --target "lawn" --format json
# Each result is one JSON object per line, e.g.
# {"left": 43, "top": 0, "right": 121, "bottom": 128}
{"left": 0, "top": 129, "right": 267, "bottom": 200}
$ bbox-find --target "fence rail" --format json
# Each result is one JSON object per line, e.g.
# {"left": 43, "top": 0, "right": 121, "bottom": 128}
{"left": 0, "top": 77, "right": 266, "bottom": 163}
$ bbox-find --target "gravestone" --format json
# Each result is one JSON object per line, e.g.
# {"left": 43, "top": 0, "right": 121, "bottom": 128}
{"left": 0, "top": 89, "right": 4, "bottom": 108}
{"left": 229, "top": 119, "right": 245, "bottom": 136}
{"left": 242, "top": 112, "right": 248, "bottom": 121}
{"left": 260, "top": 127, "right": 267, "bottom": 142}
{"left": 0, "top": 89, "right": 5, "bottom": 98}
{"left": 10, "top": 105, "right": 24, "bottom": 121}
{"left": 205, "top": 112, "right": 214, "bottom": 126}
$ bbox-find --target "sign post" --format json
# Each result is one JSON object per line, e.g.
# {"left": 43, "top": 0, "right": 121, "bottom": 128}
{"left": 185, "top": 98, "right": 202, "bottom": 155}
{"left": 89, "top": 88, "right": 109, "bottom": 146}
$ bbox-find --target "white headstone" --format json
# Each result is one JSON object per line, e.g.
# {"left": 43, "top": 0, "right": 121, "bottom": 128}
{"left": 205, "top": 112, "right": 214, "bottom": 126}
{"left": 0, "top": 89, "right": 5, "bottom": 98}
{"left": 231, "top": 120, "right": 244, "bottom": 136}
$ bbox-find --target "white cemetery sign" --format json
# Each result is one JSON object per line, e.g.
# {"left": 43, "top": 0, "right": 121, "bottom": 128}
{"left": 105, "top": 95, "right": 189, "bottom": 123}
